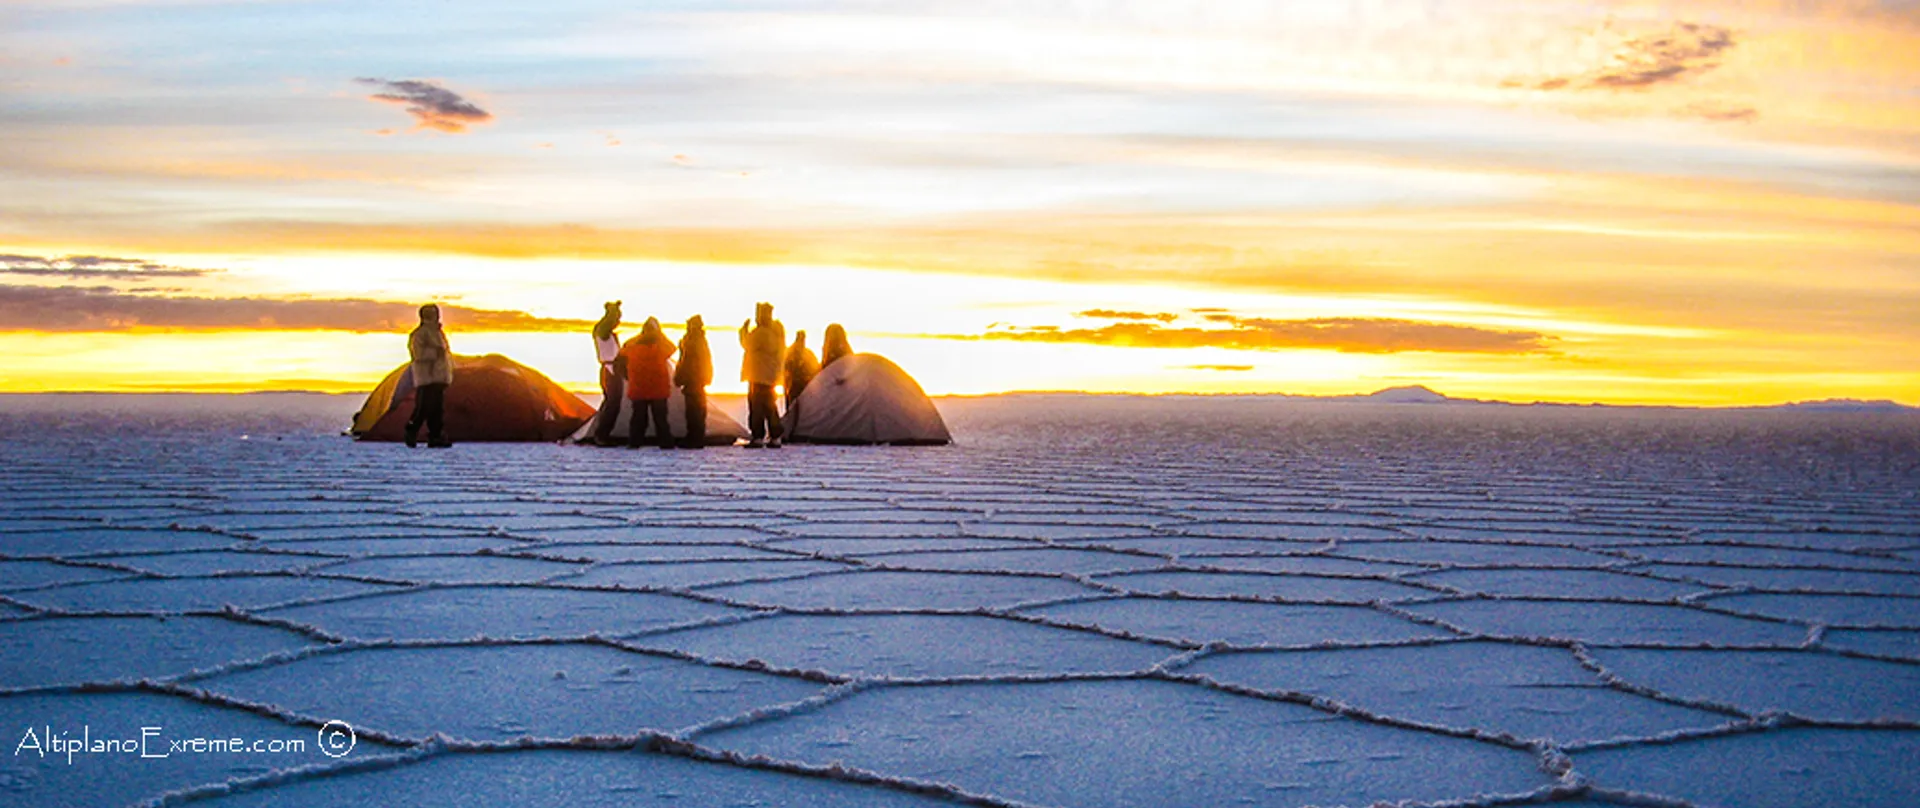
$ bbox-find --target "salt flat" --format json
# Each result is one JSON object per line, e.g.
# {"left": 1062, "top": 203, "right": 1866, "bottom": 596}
{"left": 2, "top": 393, "right": 1918, "bottom": 807}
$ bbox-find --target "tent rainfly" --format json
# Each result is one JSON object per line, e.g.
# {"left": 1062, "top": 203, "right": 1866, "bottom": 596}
{"left": 785, "top": 354, "right": 951, "bottom": 445}
{"left": 352, "top": 354, "right": 596, "bottom": 442}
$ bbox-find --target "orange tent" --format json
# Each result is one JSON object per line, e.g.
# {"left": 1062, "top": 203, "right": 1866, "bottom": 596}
{"left": 352, "top": 354, "right": 595, "bottom": 443}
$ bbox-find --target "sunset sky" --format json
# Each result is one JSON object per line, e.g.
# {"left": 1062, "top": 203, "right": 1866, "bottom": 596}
{"left": 2, "top": 0, "right": 1916, "bottom": 404}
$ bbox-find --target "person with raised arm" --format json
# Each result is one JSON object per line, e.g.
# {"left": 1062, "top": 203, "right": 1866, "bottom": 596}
{"left": 591, "top": 300, "right": 623, "bottom": 446}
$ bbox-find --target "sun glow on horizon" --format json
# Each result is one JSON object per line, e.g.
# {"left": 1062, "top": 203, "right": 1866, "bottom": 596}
{"left": 0, "top": 245, "right": 1912, "bottom": 406}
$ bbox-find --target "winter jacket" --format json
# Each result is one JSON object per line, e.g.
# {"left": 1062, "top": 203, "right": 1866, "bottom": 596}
{"left": 621, "top": 337, "right": 677, "bottom": 400}
{"left": 592, "top": 314, "right": 621, "bottom": 364}
{"left": 408, "top": 324, "right": 453, "bottom": 387}
{"left": 784, "top": 345, "right": 820, "bottom": 397}
{"left": 819, "top": 326, "right": 853, "bottom": 369}
{"left": 739, "top": 320, "right": 786, "bottom": 385}
{"left": 675, "top": 328, "right": 713, "bottom": 389}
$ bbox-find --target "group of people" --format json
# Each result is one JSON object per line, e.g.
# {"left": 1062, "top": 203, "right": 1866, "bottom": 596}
{"left": 590, "top": 300, "right": 854, "bottom": 449}
{"left": 398, "top": 299, "right": 854, "bottom": 450}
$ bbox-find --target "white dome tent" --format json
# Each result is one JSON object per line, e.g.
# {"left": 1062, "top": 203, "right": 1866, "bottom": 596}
{"left": 572, "top": 389, "right": 749, "bottom": 446}
{"left": 786, "top": 354, "right": 952, "bottom": 445}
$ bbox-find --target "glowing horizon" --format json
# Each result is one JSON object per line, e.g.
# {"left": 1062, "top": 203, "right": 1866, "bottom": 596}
{"left": 2, "top": 1, "right": 1916, "bottom": 406}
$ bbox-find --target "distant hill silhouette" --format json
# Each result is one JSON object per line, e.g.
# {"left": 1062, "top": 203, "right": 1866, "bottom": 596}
{"left": 1313, "top": 385, "right": 1912, "bottom": 408}
{"left": 1326, "top": 385, "right": 1456, "bottom": 404}
{"left": 1766, "top": 398, "right": 1915, "bottom": 412}
{"left": 1313, "top": 383, "right": 1912, "bottom": 408}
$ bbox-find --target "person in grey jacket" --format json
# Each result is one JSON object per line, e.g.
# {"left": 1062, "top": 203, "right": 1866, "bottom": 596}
{"left": 406, "top": 304, "right": 454, "bottom": 448}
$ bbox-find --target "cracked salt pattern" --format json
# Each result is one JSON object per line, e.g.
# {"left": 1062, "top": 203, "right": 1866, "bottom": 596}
{"left": 194, "top": 643, "right": 825, "bottom": 742}
{"left": 1185, "top": 642, "right": 1732, "bottom": 746}
{"left": 1093, "top": 569, "right": 1436, "bottom": 601}
{"left": 0, "top": 691, "right": 403, "bottom": 808}
{"left": 258, "top": 584, "right": 749, "bottom": 642}
{"left": 2, "top": 394, "right": 1918, "bottom": 807}
{"left": 194, "top": 747, "right": 956, "bottom": 807}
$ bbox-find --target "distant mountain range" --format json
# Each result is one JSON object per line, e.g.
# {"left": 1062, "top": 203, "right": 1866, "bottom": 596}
{"left": 1754, "top": 398, "right": 1917, "bottom": 412}
{"left": 7, "top": 386, "right": 1914, "bottom": 412}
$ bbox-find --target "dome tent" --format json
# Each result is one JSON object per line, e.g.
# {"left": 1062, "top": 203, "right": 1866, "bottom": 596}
{"left": 786, "top": 354, "right": 951, "bottom": 445}
{"left": 352, "top": 354, "right": 596, "bottom": 443}
{"left": 570, "top": 384, "right": 748, "bottom": 446}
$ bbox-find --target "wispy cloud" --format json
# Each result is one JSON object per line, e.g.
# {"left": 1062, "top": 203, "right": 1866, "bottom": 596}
{"left": 0, "top": 254, "right": 217, "bottom": 279}
{"left": 962, "top": 316, "right": 1554, "bottom": 355}
{"left": 355, "top": 77, "right": 493, "bottom": 133}
{"left": 1516, "top": 21, "right": 1737, "bottom": 92}
{"left": 1077, "top": 309, "right": 1178, "bottom": 323}
{"left": 0, "top": 285, "right": 594, "bottom": 333}
{"left": 1182, "top": 364, "right": 1254, "bottom": 372}
{"left": 1678, "top": 102, "right": 1758, "bottom": 122}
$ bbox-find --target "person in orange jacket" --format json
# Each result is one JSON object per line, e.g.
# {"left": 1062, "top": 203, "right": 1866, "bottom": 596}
{"left": 620, "top": 317, "right": 677, "bottom": 449}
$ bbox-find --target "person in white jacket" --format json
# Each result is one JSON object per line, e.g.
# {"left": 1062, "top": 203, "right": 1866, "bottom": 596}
{"left": 405, "top": 304, "right": 454, "bottom": 448}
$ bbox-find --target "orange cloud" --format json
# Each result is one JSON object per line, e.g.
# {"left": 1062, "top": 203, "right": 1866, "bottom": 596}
{"left": 2, "top": 253, "right": 216, "bottom": 279}
{"left": 964, "top": 317, "right": 1556, "bottom": 355}
{"left": 0, "top": 285, "right": 593, "bottom": 333}
{"left": 1077, "top": 309, "right": 1178, "bottom": 323}
{"left": 1519, "top": 21, "right": 1738, "bottom": 91}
